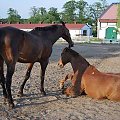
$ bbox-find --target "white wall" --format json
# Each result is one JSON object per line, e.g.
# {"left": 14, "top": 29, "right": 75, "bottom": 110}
{"left": 69, "top": 29, "right": 80, "bottom": 38}
{"left": 81, "top": 25, "right": 92, "bottom": 36}
{"left": 21, "top": 29, "right": 32, "bottom": 31}
{"left": 21, "top": 26, "right": 92, "bottom": 41}
{"left": 97, "top": 21, "right": 120, "bottom": 39}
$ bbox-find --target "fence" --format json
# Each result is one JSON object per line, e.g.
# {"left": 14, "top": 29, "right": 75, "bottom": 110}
{"left": 59, "top": 36, "right": 120, "bottom": 44}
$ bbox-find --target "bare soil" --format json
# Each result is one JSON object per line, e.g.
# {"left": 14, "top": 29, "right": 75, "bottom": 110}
{"left": 0, "top": 43, "right": 120, "bottom": 120}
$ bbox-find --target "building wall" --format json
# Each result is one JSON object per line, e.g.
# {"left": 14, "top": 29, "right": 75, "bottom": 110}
{"left": 97, "top": 21, "right": 120, "bottom": 40}
{"left": 81, "top": 25, "right": 92, "bottom": 36}
{"left": 21, "top": 29, "right": 32, "bottom": 31}
{"left": 22, "top": 27, "right": 92, "bottom": 41}
{"left": 69, "top": 29, "right": 80, "bottom": 38}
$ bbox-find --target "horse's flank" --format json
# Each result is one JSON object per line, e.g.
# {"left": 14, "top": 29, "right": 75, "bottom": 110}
{"left": 82, "top": 65, "right": 120, "bottom": 101}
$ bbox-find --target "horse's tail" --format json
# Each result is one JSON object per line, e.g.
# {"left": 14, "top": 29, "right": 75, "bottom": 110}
{"left": 0, "top": 29, "right": 13, "bottom": 63}
{"left": 0, "top": 29, "right": 5, "bottom": 54}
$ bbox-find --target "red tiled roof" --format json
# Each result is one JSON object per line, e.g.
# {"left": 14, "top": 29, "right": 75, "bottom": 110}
{"left": 0, "top": 23, "right": 85, "bottom": 30}
{"left": 99, "top": 19, "right": 117, "bottom": 23}
{"left": 99, "top": 3, "right": 120, "bottom": 22}
{"left": 65, "top": 24, "right": 85, "bottom": 29}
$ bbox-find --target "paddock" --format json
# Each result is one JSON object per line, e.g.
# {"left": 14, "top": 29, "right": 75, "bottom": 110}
{"left": 0, "top": 43, "right": 120, "bottom": 119}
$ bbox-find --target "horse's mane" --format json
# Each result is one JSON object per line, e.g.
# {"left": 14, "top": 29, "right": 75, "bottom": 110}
{"left": 63, "top": 47, "right": 89, "bottom": 65}
{"left": 63, "top": 47, "right": 79, "bottom": 57}
{"left": 34, "top": 25, "right": 58, "bottom": 32}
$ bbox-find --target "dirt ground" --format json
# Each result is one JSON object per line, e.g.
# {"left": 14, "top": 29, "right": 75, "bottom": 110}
{"left": 0, "top": 43, "right": 120, "bottom": 120}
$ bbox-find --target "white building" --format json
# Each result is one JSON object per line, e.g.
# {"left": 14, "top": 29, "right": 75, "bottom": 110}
{"left": 0, "top": 23, "right": 92, "bottom": 42}
{"left": 97, "top": 3, "right": 120, "bottom": 42}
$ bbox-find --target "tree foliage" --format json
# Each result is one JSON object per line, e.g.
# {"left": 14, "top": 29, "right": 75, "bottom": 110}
{"left": 62, "top": 0, "right": 76, "bottom": 23}
{"left": 1, "top": 0, "right": 111, "bottom": 36}
{"left": 4, "top": 0, "right": 109, "bottom": 24}
{"left": 7, "top": 8, "right": 21, "bottom": 23}
{"left": 28, "top": 6, "right": 60, "bottom": 23}
{"left": 76, "top": 0, "right": 88, "bottom": 23}
{"left": 117, "top": 3, "right": 120, "bottom": 29}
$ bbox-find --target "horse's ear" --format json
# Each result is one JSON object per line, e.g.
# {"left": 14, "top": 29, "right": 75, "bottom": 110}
{"left": 60, "top": 21, "right": 66, "bottom": 27}
{"left": 64, "top": 47, "right": 70, "bottom": 52}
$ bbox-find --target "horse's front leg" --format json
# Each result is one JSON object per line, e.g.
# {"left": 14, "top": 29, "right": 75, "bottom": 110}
{"left": 59, "top": 72, "right": 73, "bottom": 89}
{"left": 18, "top": 63, "right": 34, "bottom": 97}
{"left": 63, "top": 86, "right": 76, "bottom": 97}
{"left": 40, "top": 60, "right": 49, "bottom": 95}
{"left": 0, "top": 56, "right": 7, "bottom": 104}
{"left": 5, "top": 63, "right": 15, "bottom": 109}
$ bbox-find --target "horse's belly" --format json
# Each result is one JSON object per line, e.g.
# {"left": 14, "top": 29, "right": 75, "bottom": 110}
{"left": 18, "top": 57, "right": 35, "bottom": 63}
{"left": 18, "top": 54, "right": 38, "bottom": 63}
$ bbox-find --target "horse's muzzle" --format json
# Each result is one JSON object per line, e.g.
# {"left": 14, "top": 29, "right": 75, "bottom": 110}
{"left": 58, "top": 58, "right": 64, "bottom": 68}
{"left": 58, "top": 62, "right": 64, "bottom": 68}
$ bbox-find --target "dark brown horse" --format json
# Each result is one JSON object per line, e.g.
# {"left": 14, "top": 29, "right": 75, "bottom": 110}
{"left": 58, "top": 47, "right": 120, "bottom": 101}
{"left": 0, "top": 22, "right": 74, "bottom": 108}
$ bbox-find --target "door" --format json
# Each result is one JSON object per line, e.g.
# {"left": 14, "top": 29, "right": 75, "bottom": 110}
{"left": 83, "top": 30, "right": 87, "bottom": 36}
{"left": 105, "top": 27, "right": 117, "bottom": 40}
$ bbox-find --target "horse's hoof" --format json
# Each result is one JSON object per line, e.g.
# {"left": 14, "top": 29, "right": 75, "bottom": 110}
{"left": 9, "top": 103, "right": 15, "bottom": 109}
{"left": 17, "top": 91, "right": 24, "bottom": 97}
{"left": 62, "top": 88, "right": 66, "bottom": 94}
{"left": 60, "top": 85, "right": 64, "bottom": 89}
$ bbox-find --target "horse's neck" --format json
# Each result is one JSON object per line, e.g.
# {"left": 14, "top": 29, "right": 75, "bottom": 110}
{"left": 71, "top": 57, "right": 89, "bottom": 74}
{"left": 49, "top": 32, "right": 62, "bottom": 45}
{"left": 47, "top": 26, "right": 63, "bottom": 45}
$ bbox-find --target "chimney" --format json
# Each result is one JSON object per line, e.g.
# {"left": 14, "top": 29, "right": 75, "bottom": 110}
{"left": 52, "top": 21, "right": 55, "bottom": 24}
{"left": 17, "top": 21, "right": 20, "bottom": 24}
{"left": 39, "top": 21, "right": 43, "bottom": 24}
{"left": 74, "top": 21, "right": 77, "bottom": 24}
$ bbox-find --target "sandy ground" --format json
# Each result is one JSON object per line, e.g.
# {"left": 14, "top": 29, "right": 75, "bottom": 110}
{"left": 0, "top": 43, "right": 120, "bottom": 120}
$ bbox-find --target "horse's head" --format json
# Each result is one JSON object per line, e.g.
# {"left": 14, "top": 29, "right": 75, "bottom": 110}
{"left": 58, "top": 47, "right": 79, "bottom": 68}
{"left": 61, "top": 22, "right": 74, "bottom": 48}
{"left": 58, "top": 47, "right": 72, "bottom": 68}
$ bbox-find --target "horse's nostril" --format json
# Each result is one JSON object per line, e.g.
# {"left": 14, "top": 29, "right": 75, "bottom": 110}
{"left": 58, "top": 63, "right": 63, "bottom": 68}
{"left": 60, "top": 64, "right": 62, "bottom": 67}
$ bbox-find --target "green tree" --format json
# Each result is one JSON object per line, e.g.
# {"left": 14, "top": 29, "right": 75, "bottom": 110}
{"left": 29, "top": 6, "right": 41, "bottom": 23}
{"left": 76, "top": 0, "right": 88, "bottom": 23}
{"left": 117, "top": 3, "right": 120, "bottom": 29}
{"left": 38, "top": 7, "right": 47, "bottom": 16}
{"left": 62, "top": 0, "right": 76, "bottom": 23}
{"left": 7, "top": 8, "right": 21, "bottom": 23}
{"left": 100, "top": 0, "right": 108, "bottom": 11}
{"left": 46, "top": 7, "right": 60, "bottom": 23}
{"left": 29, "top": 6, "right": 38, "bottom": 17}
{"left": 28, "top": 6, "right": 60, "bottom": 23}
{"left": 88, "top": 0, "right": 108, "bottom": 36}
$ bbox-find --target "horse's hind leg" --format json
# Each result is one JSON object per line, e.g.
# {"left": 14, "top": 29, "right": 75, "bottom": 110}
{"left": 40, "top": 60, "right": 49, "bottom": 95}
{"left": 0, "top": 56, "right": 7, "bottom": 104}
{"left": 18, "top": 63, "right": 33, "bottom": 97}
{"left": 5, "top": 63, "right": 15, "bottom": 109}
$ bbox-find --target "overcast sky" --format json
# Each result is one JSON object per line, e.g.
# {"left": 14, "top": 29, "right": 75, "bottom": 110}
{"left": 0, "top": 0, "right": 119, "bottom": 18}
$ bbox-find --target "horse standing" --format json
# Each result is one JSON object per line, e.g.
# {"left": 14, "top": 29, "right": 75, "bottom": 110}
{"left": 0, "top": 23, "right": 74, "bottom": 108}
{"left": 58, "top": 47, "right": 120, "bottom": 101}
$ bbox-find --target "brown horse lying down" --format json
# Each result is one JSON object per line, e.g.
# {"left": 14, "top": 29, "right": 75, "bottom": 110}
{"left": 58, "top": 47, "right": 120, "bottom": 101}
